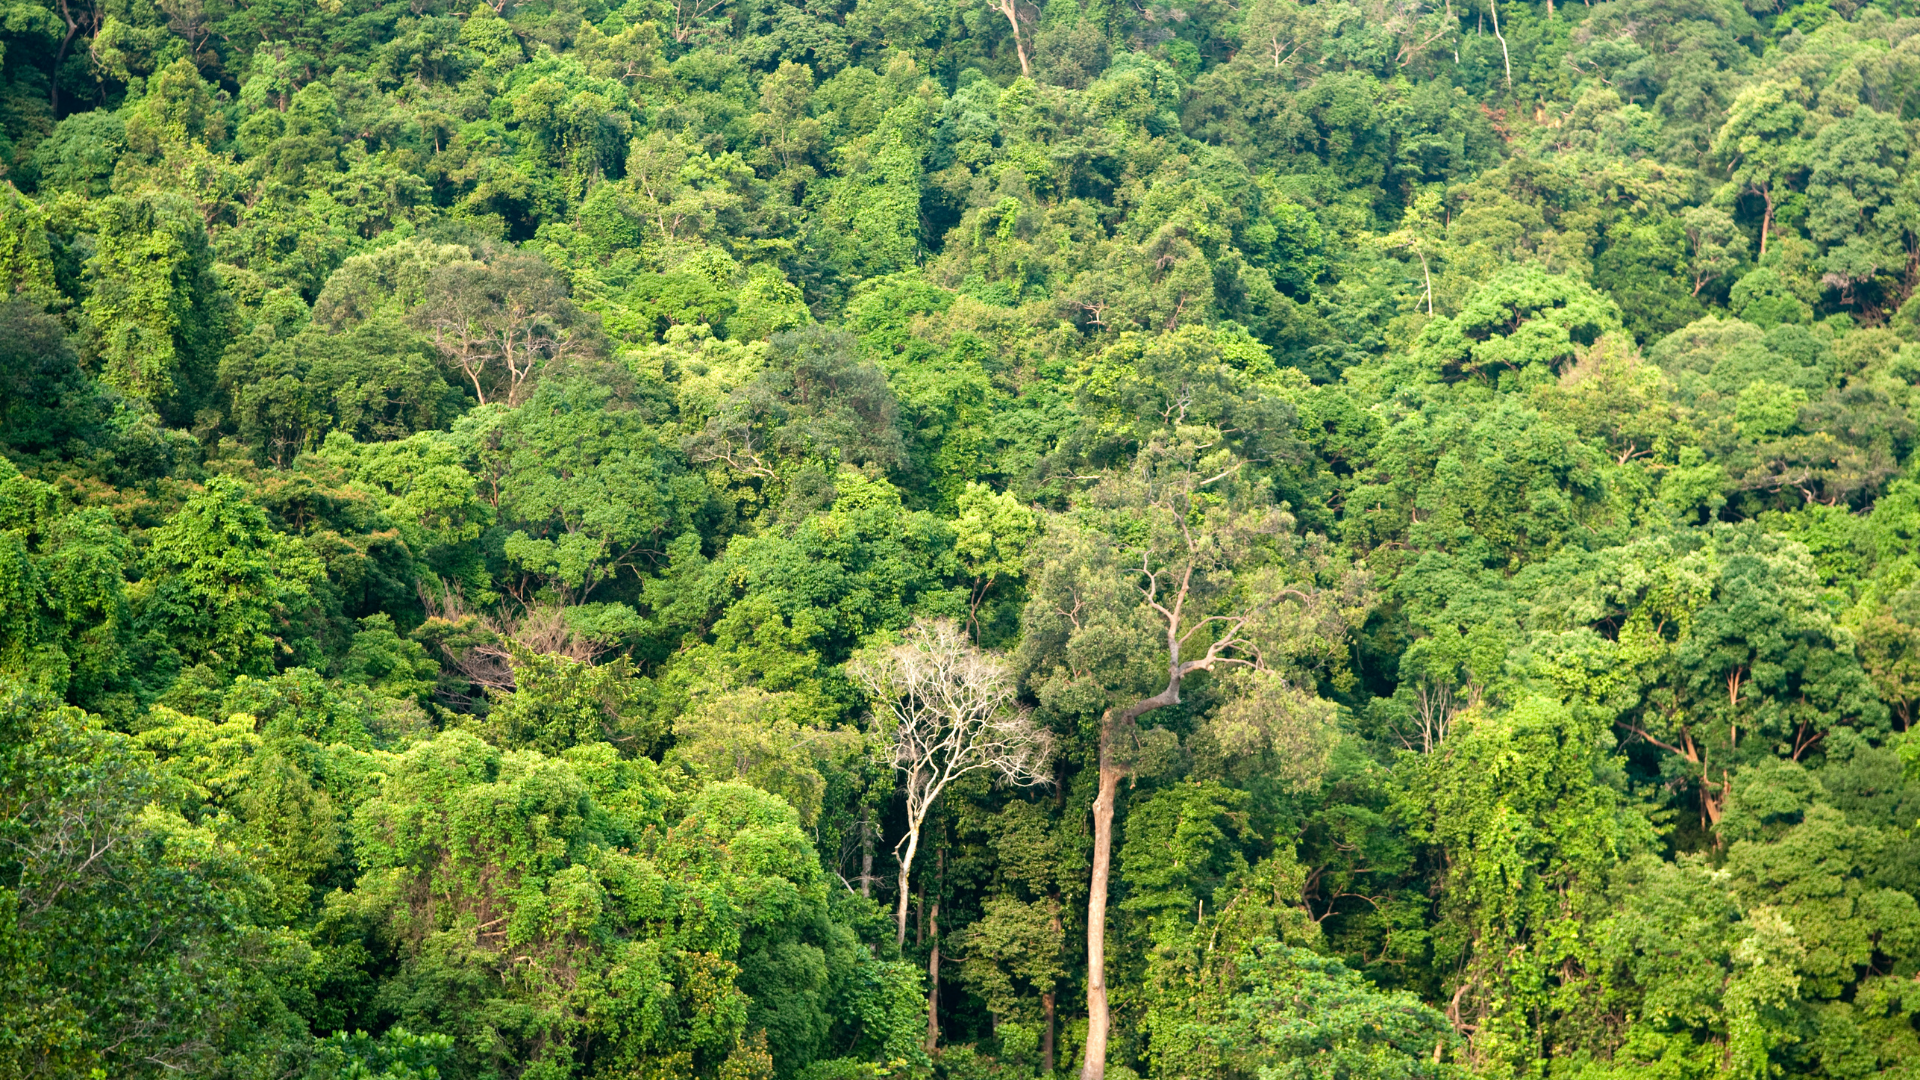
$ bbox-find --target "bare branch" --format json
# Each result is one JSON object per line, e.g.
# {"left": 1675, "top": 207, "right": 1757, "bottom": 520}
{"left": 849, "top": 618, "right": 1054, "bottom": 947}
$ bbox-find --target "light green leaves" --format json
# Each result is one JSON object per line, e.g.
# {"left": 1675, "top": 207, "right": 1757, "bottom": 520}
{"left": 135, "top": 477, "right": 320, "bottom": 679}
{"left": 82, "top": 191, "right": 226, "bottom": 417}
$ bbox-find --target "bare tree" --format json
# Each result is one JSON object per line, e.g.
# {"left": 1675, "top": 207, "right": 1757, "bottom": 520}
{"left": 849, "top": 619, "right": 1054, "bottom": 949}
{"left": 670, "top": 0, "right": 727, "bottom": 43}
{"left": 1397, "top": 678, "right": 1464, "bottom": 754}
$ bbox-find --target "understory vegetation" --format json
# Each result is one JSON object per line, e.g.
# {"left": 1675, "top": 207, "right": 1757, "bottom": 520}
{"left": 3, "top": 0, "right": 1920, "bottom": 1076}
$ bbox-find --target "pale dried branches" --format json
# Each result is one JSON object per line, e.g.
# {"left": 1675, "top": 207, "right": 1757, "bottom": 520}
{"left": 849, "top": 618, "right": 1054, "bottom": 947}
{"left": 416, "top": 582, "right": 612, "bottom": 707}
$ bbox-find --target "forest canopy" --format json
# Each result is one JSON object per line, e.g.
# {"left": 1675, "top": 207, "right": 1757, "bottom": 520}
{"left": 3, "top": 0, "right": 1920, "bottom": 1077}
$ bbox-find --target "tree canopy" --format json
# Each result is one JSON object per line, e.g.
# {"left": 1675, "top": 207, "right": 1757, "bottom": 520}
{"left": 4, "top": 1, "right": 1920, "bottom": 1079}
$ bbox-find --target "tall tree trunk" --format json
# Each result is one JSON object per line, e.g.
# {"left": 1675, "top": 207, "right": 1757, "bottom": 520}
{"left": 1045, "top": 761, "right": 1063, "bottom": 1076}
{"left": 1041, "top": 991, "right": 1056, "bottom": 1074}
{"left": 1760, "top": 190, "right": 1775, "bottom": 258}
{"left": 860, "top": 808, "right": 875, "bottom": 899}
{"left": 896, "top": 822, "right": 921, "bottom": 947}
{"left": 926, "top": 847, "right": 943, "bottom": 1052}
{"left": 1074, "top": 525, "right": 1256, "bottom": 1080}
{"left": 1488, "top": 0, "right": 1511, "bottom": 90}
{"left": 1081, "top": 684, "right": 1183, "bottom": 1080}
{"left": 1080, "top": 737, "right": 1123, "bottom": 1080}
{"left": 51, "top": 0, "right": 91, "bottom": 114}
{"left": 991, "top": 0, "right": 1030, "bottom": 77}
{"left": 1042, "top": 897, "right": 1061, "bottom": 1074}
{"left": 51, "top": 23, "right": 80, "bottom": 113}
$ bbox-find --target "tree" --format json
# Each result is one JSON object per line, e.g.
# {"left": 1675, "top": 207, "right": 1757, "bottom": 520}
{"left": 311, "top": 238, "right": 478, "bottom": 330}
{"left": 952, "top": 481, "right": 1039, "bottom": 640}
{"left": 955, "top": 895, "right": 1067, "bottom": 1051}
{"left": 1395, "top": 695, "right": 1650, "bottom": 1071}
{"left": 346, "top": 730, "right": 921, "bottom": 1078}
{"left": 748, "top": 60, "right": 823, "bottom": 197}
{"left": 134, "top": 477, "right": 319, "bottom": 680}
{"left": 849, "top": 617, "right": 1053, "bottom": 948}
{"left": 81, "top": 191, "right": 226, "bottom": 422}
{"left": 0, "top": 685, "right": 295, "bottom": 1077}
{"left": 481, "top": 377, "right": 703, "bottom": 605}
{"left": 1683, "top": 205, "right": 1749, "bottom": 297}
{"left": 1184, "top": 943, "right": 1462, "bottom": 1080}
{"left": 1379, "top": 190, "right": 1445, "bottom": 315}
{"left": 0, "top": 464, "right": 133, "bottom": 711}
{"left": 618, "top": 131, "right": 754, "bottom": 261}
{"left": 1803, "top": 107, "right": 1912, "bottom": 309}
{"left": 987, "top": 0, "right": 1031, "bottom": 77}
{"left": 689, "top": 327, "right": 908, "bottom": 502}
{"left": 1020, "top": 439, "right": 1363, "bottom": 1080}
{"left": 816, "top": 90, "right": 929, "bottom": 283}
{"left": 1399, "top": 267, "right": 1623, "bottom": 387}
{"left": 481, "top": 645, "right": 650, "bottom": 754}
{"left": 667, "top": 686, "right": 862, "bottom": 825}
{"left": 1712, "top": 82, "right": 1807, "bottom": 260}
{"left": 0, "top": 186, "right": 58, "bottom": 303}
{"left": 1576, "top": 527, "right": 1887, "bottom": 833}
{"left": 410, "top": 252, "right": 601, "bottom": 406}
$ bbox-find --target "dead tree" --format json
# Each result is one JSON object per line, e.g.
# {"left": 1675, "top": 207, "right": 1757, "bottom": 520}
{"left": 850, "top": 618, "right": 1054, "bottom": 948}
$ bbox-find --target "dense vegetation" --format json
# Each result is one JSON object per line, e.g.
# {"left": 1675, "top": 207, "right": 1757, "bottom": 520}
{"left": 4, "top": 0, "right": 1920, "bottom": 1076}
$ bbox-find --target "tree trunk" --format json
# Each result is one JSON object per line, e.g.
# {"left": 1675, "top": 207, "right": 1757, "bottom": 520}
{"left": 1488, "top": 0, "right": 1511, "bottom": 90}
{"left": 1080, "top": 740, "right": 1122, "bottom": 1080}
{"left": 1760, "top": 190, "right": 1775, "bottom": 259}
{"left": 461, "top": 354, "right": 489, "bottom": 406}
{"left": 926, "top": 848, "right": 943, "bottom": 1052}
{"left": 52, "top": 22, "right": 80, "bottom": 113}
{"left": 896, "top": 823, "right": 921, "bottom": 948}
{"left": 1041, "top": 991, "right": 1056, "bottom": 1074}
{"left": 859, "top": 809, "right": 875, "bottom": 899}
{"left": 992, "top": 0, "right": 1030, "bottom": 77}
{"left": 51, "top": 0, "right": 92, "bottom": 114}
{"left": 1043, "top": 893, "right": 1061, "bottom": 1074}
{"left": 1075, "top": 555, "right": 1236, "bottom": 1080}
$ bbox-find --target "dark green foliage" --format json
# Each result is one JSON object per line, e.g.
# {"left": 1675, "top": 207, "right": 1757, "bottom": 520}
{"left": 0, "top": 298, "right": 108, "bottom": 459}
{"left": 0, "top": 685, "right": 307, "bottom": 1077}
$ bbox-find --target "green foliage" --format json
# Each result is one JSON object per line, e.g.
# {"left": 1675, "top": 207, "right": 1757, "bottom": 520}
{"left": 343, "top": 732, "right": 915, "bottom": 1078}
{"left": 0, "top": 683, "right": 305, "bottom": 1078}
{"left": 483, "top": 645, "right": 650, "bottom": 753}
{"left": 1405, "top": 266, "right": 1622, "bottom": 388}
{"left": 135, "top": 476, "right": 321, "bottom": 681}
{"left": 1213, "top": 943, "right": 1463, "bottom": 1080}
{"left": 485, "top": 376, "right": 706, "bottom": 601}
{"left": 81, "top": 190, "right": 227, "bottom": 421}
{"left": 1395, "top": 696, "right": 1653, "bottom": 1071}
{"left": 309, "top": 1027, "right": 457, "bottom": 1079}
{"left": 0, "top": 461, "right": 134, "bottom": 709}
{"left": 6, "top": 1, "right": 1920, "bottom": 1078}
